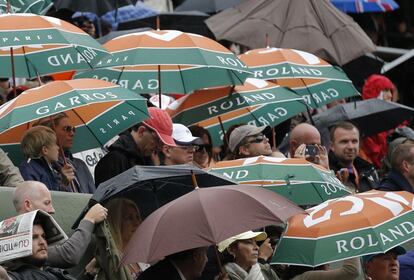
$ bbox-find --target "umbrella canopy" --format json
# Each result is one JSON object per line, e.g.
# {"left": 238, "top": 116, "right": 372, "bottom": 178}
{"left": 121, "top": 184, "right": 304, "bottom": 264}
{"left": 0, "top": 0, "right": 53, "bottom": 14}
{"left": 206, "top": 0, "right": 376, "bottom": 66}
{"left": 239, "top": 48, "right": 360, "bottom": 108}
{"left": 75, "top": 29, "right": 251, "bottom": 95}
{"left": 118, "top": 11, "right": 214, "bottom": 38}
{"left": 331, "top": 0, "right": 399, "bottom": 13}
{"left": 0, "top": 79, "right": 148, "bottom": 163}
{"left": 210, "top": 156, "right": 351, "bottom": 206}
{"left": 175, "top": 0, "right": 244, "bottom": 13}
{"left": 273, "top": 190, "right": 414, "bottom": 266}
{"left": 78, "top": 164, "right": 237, "bottom": 221}
{"left": 53, "top": 0, "right": 137, "bottom": 16}
{"left": 0, "top": 13, "right": 111, "bottom": 78}
{"left": 313, "top": 99, "right": 414, "bottom": 138}
{"left": 167, "top": 78, "right": 308, "bottom": 146}
{"left": 100, "top": 3, "right": 157, "bottom": 29}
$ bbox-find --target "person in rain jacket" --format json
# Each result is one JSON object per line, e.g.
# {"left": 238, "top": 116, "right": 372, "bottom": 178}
{"left": 360, "top": 74, "right": 396, "bottom": 168}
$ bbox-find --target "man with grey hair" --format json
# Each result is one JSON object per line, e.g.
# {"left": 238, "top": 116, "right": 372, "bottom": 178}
{"left": 379, "top": 142, "right": 414, "bottom": 193}
{"left": 13, "top": 181, "right": 107, "bottom": 268}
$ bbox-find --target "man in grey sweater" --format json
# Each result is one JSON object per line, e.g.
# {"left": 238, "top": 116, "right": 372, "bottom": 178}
{"left": 12, "top": 181, "right": 107, "bottom": 268}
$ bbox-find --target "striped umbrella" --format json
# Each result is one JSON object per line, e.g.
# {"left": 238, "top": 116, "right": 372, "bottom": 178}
{"left": 273, "top": 190, "right": 414, "bottom": 266}
{"left": 331, "top": 0, "right": 399, "bottom": 13}
{"left": 167, "top": 78, "right": 308, "bottom": 146}
{"left": 75, "top": 30, "right": 252, "bottom": 96}
{"left": 0, "top": 0, "right": 53, "bottom": 14}
{"left": 0, "top": 79, "right": 148, "bottom": 164}
{"left": 239, "top": 47, "right": 360, "bottom": 108}
{"left": 210, "top": 156, "right": 351, "bottom": 206}
{"left": 0, "top": 13, "right": 111, "bottom": 78}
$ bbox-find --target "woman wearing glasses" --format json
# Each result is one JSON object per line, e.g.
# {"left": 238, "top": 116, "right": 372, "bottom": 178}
{"left": 189, "top": 125, "right": 216, "bottom": 169}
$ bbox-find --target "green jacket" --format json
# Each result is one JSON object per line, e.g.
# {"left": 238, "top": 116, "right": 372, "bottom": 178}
{"left": 95, "top": 221, "right": 132, "bottom": 280}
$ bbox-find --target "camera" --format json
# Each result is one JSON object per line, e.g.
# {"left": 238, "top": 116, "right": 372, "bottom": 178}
{"left": 304, "top": 145, "right": 318, "bottom": 157}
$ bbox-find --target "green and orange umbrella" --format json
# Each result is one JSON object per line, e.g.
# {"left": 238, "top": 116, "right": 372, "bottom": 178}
{"left": 0, "top": 13, "right": 111, "bottom": 78}
{"left": 0, "top": 79, "right": 148, "bottom": 164}
{"left": 239, "top": 48, "right": 360, "bottom": 108}
{"left": 75, "top": 30, "right": 252, "bottom": 96}
{"left": 210, "top": 156, "right": 351, "bottom": 206}
{"left": 167, "top": 78, "right": 308, "bottom": 145}
{"left": 273, "top": 190, "right": 414, "bottom": 266}
{"left": 0, "top": 0, "right": 53, "bottom": 14}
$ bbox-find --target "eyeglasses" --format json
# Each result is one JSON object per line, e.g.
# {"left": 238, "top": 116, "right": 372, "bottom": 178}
{"left": 247, "top": 134, "right": 266, "bottom": 144}
{"left": 62, "top": 126, "right": 76, "bottom": 133}
{"left": 195, "top": 144, "right": 212, "bottom": 153}
{"left": 175, "top": 145, "right": 198, "bottom": 152}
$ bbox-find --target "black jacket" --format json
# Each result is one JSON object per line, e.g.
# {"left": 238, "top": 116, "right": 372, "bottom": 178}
{"left": 137, "top": 259, "right": 181, "bottom": 280}
{"left": 94, "top": 133, "right": 153, "bottom": 187}
{"left": 7, "top": 263, "right": 75, "bottom": 280}
{"left": 329, "top": 151, "right": 379, "bottom": 192}
{"left": 379, "top": 170, "right": 414, "bottom": 193}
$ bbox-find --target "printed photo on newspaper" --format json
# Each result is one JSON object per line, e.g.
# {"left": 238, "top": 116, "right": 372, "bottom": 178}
{"left": 0, "top": 210, "right": 67, "bottom": 263}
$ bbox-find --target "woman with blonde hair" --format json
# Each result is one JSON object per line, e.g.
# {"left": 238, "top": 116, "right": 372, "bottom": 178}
{"left": 91, "top": 198, "right": 145, "bottom": 280}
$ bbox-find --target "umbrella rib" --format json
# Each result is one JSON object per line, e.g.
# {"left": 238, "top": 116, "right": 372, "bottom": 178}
{"left": 21, "top": 46, "right": 37, "bottom": 78}
{"left": 70, "top": 107, "right": 103, "bottom": 146}
{"left": 73, "top": 45, "right": 95, "bottom": 70}
{"left": 177, "top": 65, "right": 188, "bottom": 93}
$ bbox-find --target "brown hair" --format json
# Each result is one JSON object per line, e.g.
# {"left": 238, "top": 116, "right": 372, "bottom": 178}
{"left": 391, "top": 142, "right": 414, "bottom": 173}
{"left": 329, "top": 121, "right": 359, "bottom": 142}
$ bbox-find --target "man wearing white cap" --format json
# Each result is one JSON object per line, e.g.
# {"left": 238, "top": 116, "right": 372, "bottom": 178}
{"left": 218, "top": 231, "right": 279, "bottom": 280}
{"left": 160, "top": 123, "right": 203, "bottom": 165}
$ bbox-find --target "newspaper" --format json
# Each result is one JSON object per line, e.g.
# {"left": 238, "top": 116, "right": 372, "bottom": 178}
{"left": 0, "top": 210, "right": 67, "bottom": 263}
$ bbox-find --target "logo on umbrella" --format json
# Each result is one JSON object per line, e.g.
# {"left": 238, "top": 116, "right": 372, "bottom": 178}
{"left": 48, "top": 48, "right": 100, "bottom": 66}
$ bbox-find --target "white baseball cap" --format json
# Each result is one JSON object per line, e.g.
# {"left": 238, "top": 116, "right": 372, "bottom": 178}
{"left": 173, "top": 123, "right": 203, "bottom": 146}
{"left": 217, "top": 231, "right": 267, "bottom": 252}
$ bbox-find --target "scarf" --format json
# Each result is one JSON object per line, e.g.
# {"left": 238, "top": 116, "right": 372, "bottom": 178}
{"left": 224, "top": 262, "right": 265, "bottom": 280}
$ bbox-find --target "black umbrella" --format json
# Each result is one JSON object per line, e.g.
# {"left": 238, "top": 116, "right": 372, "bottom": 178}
{"left": 117, "top": 11, "right": 215, "bottom": 38}
{"left": 53, "top": 0, "right": 137, "bottom": 16}
{"left": 72, "top": 164, "right": 236, "bottom": 228}
{"left": 314, "top": 99, "right": 414, "bottom": 143}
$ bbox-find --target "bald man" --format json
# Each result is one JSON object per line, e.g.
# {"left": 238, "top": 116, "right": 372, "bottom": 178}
{"left": 288, "top": 123, "right": 329, "bottom": 169}
{"left": 12, "top": 181, "right": 107, "bottom": 268}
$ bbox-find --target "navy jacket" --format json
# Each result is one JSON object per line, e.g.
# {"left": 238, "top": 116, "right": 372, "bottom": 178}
{"left": 399, "top": 250, "right": 414, "bottom": 280}
{"left": 378, "top": 170, "right": 414, "bottom": 193}
{"left": 19, "top": 158, "right": 64, "bottom": 191}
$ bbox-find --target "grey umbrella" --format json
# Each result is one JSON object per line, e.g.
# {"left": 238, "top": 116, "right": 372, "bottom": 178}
{"left": 206, "top": 0, "right": 375, "bottom": 66}
{"left": 175, "top": 0, "right": 245, "bottom": 13}
{"left": 314, "top": 99, "right": 414, "bottom": 147}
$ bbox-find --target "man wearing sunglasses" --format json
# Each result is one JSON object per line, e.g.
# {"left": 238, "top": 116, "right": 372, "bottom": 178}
{"left": 94, "top": 107, "right": 176, "bottom": 187}
{"left": 160, "top": 123, "right": 203, "bottom": 166}
{"left": 228, "top": 125, "right": 273, "bottom": 159}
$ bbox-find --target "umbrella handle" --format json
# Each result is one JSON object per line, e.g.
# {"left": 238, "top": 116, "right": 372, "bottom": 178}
{"left": 191, "top": 172, "right": 199, "bottom": 188}
{"left": 214, "top": 246, "right": 225, "bottom": 275}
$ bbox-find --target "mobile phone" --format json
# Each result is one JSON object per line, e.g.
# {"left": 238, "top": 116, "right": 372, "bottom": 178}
{"left": 305, "top": 145, "right": 318, "bottom": 157}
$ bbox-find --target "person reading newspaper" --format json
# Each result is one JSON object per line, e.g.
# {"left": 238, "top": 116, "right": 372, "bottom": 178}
{"left": 0, "top": 211, "right": 74, "bottom": 279}
{"left": 12, "top": 181, "right": 107, "bottom": 268}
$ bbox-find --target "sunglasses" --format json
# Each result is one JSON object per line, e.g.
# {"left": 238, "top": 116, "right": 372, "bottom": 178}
{"left": 195, "top": 144, "right": 212, "bottom": 153}
{"left": 247, "top": 134, "right": 266, "bottom": 144}
{"left": 62, "top": 125, "right": 76, "bottom": 133}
